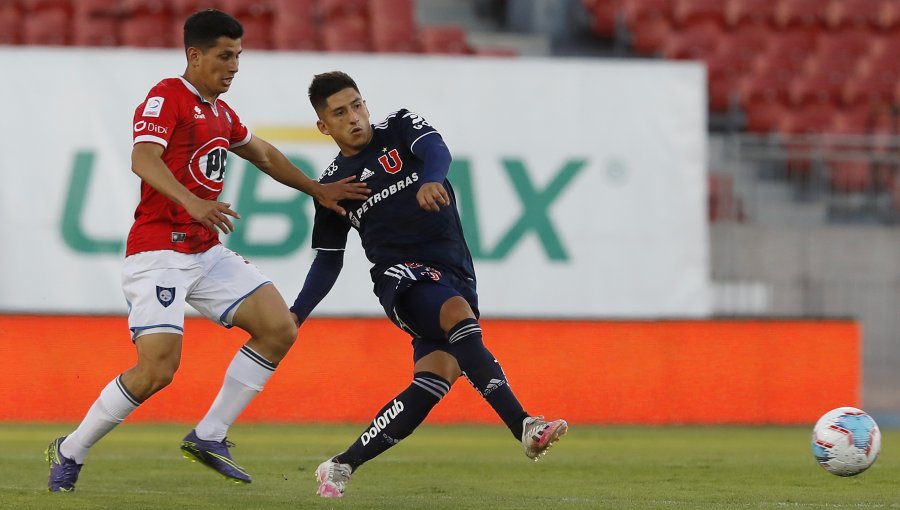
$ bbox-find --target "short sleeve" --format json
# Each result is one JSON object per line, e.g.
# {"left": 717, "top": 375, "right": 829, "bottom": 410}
{"left": 223, "top": 104, "right": 251, "bottom": 148}
{"left": 311, "top": 203, "right": 351, "bottom": 251}
{"left": 133, "top": 92, "right": 177, "bottom": 148}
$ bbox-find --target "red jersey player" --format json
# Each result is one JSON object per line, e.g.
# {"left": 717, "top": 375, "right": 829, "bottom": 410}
{"left": 45, "top": 9, "right": 368, "bottom": 492}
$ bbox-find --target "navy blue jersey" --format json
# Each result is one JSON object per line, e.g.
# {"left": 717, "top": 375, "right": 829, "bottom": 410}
{"left": 311, "top": 109, "right": 476, "bottom": 283}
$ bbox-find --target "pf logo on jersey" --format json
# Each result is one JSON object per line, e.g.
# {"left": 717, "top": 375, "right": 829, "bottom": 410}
{"left": 189, "top": 137, "right": 230, "bottom": 191}
{"left": 378, "top": 148, "right": 403, "bottom": 174}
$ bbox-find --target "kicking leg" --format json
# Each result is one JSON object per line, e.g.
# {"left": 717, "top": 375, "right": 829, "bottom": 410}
{"left": 49, "top": 332, "right": 181, "bottom": 492}
{"left": 441, "top": 297, "right": 568, "bottom": 460}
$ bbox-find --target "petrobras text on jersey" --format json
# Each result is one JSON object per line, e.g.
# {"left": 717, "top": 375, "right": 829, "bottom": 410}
{"left": 348, "top": 172, "right": 419, "bottom": 227}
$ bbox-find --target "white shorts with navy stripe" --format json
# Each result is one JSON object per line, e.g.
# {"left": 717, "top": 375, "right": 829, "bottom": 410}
{"left": 121, "top": 244, "right": 270, "bottom": 340}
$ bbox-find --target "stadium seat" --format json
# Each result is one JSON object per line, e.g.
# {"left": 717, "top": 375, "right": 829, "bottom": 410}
{"left": 582, "top": 0, "right": 617, "bottom": 37}
{"left": 21, "top": 7, "right": 70, "bottom": 45}
{"left": 627, "top": 14, "right": 673, "bottom": 54}
{"left": 219, "top": 0, "right": 272, "bottom": 18}
{"left": 270, "top": 0, "right": 315, "bottom": 19}
{"left": 269, "top": 0, "right": 317, "bottom": 50}
{"left": 419, "top": 25, "right": 471, "bottom": 54}
{"left": 816, "top": 27, "right": 874, "bottom": 62}
{"left": 235, "top": 16, "right": 273, "bottom": 49}
{"left": 872, "top": 0, "right": 900, "bottom": 31}
{"left": 620, "top": 0, "right": 672, "bottom": 24}
{"left": 773, "top": 0, "right": 828, "bottom": 29}
{"left": 738, "top": 74, "right": 791, "bottom": 132}
{"left": 723, "top": 0, "right": 777, "bottom": 28}
{"left": 73, "top": 0, "right": 121, "bottom": 17}
{"left": 705, "top": 51, "right": 746, "bottom": 111}
{"left": 321, "top": 15, "right": 371, "bottom": 53}
{"left": 0, "top": 3, "right": 21, "bottom": 45}
{"left": 72, "top": 12, "right": 119, "bottom": 47}
{"left": 370, "top": 0, "right": 419, "bottom": 53}
{"left": 672, "top": 0, "right": 725, "bottom": 28}
{"left": 824, "top": 0, "right": 880, "bottom": 30}
{"left": 660, "top": 20, "right": 724, "bottom": 60}
{"left": 778, "top": 102, "right": 836, "bottom": 134}
{"left": 170, "top": 0, "right": 223, "bottom": 17}
{"left": 765, "top": 28, "right": 820, "bottom": 68}
{"left": 120, "top": 13, "right": 176, "bottom": 48}
{"left": 317, "top": 0, "right": 368, "bottom": 22}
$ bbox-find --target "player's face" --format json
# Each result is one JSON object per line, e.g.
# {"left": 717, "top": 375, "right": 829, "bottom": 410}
{"left": 187, "top": 36, "right": 241, "bottom": 101}
{"left": 317, "top": 87, "right": 372, "bottom": 157}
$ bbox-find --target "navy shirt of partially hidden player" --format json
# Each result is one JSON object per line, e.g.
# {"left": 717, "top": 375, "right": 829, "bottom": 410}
{"left": 312, "top": 109, "right": 476, "bottom": 284}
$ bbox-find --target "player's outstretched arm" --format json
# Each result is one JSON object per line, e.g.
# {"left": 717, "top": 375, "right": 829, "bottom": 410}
{"left": 289, "top": 249, "right": 344, "bottom": 327}
{"left": 132, "top": 142, "right": 239, "bottom": 233}
{"left": 232, "top": 136, "right": 369, "bottom": 215}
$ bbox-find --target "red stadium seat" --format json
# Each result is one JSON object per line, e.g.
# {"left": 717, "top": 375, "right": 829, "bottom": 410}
{"left": 170, "top": 0, "right": 224, "bottom": 17}
{"left": 72, "top": 12, "right": 119, "bottom": 46}
{"left": 321, "top": 15, "right": 371, "bottom": 53}
{"left": 672, "top": 0, "right": 725, "bottom": 28}
{"left": 270, "top": 0, "right": 317, "bottom": 50}
{"left": 120, "top": 13, "right": 177, "bottom": 48}
{"left": 73, "top": 0, "right": 121, "bottom": 17}
{"left": 270, "top": 0, "right": 315, "bottom": 19}
{"left": 660, "top": 20, "right": 724, "bottom": 59}
{"left": 370, "top": 0, "right": 419, "bottom": 53}
{"left": 620, "top": 0, "right": 673, "bottom": 25}
{"left": 627, "top": 14, "right": 673, "bottom": 54}
{"left": 773, "top": 0, "right": 828, "bottom": 29}
{"left": 419, "top": 25, "right": 471, "bottom": 54}
{"left": 317, "top": 0, "right": 368, "bottom": 22}
{"left": 824, "top": 0, "right": 880, "bottom": 29}
{"left": 723, "top": 0, "right": 777, "bottom": 28}
{"left": 583, "top": 0, "right": 617, "bottom": 37}
{"left": 236, "top": 16, "right": 273, "bottom": 49}
{"left": 738, "top": 74, "right": 791, "bottom": 132}
{"left": 0, "top": 3, "right": 21, "bottom": 45}
{"left": 873, "top": 0, "right": 900, "bottom": 31}
{"left": 778, "top": 102, "right": 836, "bottom": 134}
{"left": 816, "top": 27, "right": 874, "bottom": 62}
{"left": 705, "top": 52, "right": 745, "bottom": 112}
{"left": 21, "top": 7, "right": 70, "bottom": 45}
{"left": 219, "top": 0, "right": 272, "bottom": 18}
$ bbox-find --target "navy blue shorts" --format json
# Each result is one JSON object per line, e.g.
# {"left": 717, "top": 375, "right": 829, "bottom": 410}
{"left": 373, "top": 262, "right": 479, "bottom": 361}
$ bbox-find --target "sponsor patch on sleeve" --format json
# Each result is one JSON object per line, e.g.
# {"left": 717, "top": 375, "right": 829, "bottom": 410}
{"left": 142, "top": 96, "right": 165, "bottom": 118}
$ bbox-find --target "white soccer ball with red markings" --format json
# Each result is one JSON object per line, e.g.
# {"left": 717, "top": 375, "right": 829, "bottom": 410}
{"left": 811, "top": 406, "right": 881, "bottom": 477}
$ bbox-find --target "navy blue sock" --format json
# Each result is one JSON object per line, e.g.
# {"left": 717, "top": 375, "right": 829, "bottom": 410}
{"left": 336, "top": 371, "right": 450, "bottom": 471}
{"left": 447, "top": 319, "right": 529, "bottom": 440}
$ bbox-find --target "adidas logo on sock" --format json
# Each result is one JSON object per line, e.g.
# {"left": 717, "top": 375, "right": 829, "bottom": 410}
{"left": 483, "top": 378, "right": 506, "bottom": 396}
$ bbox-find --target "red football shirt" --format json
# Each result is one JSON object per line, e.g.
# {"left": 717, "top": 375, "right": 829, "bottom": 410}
{"left": 126, "top": 77, "right": 251, "bottom": 256}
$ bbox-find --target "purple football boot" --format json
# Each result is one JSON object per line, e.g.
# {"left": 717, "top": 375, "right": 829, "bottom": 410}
{"left": 46, "top": 436, "right": 83, "bottom": 492}
{"left": 180, "top": 429, "right": 252, "bottom": 483}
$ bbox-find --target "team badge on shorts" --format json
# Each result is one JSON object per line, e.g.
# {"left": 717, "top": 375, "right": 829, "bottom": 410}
{"left": 156, "top": 286, "right": 176, "bottom": 307}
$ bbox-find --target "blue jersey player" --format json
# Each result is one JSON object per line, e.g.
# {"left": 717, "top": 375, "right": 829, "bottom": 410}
{"left": 291, "top": 71, "right": 568, "bottom": 498}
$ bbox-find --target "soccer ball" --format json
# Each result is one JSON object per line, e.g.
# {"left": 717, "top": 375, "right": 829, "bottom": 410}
{"left": 811, "top": 406, "right": 881, "bottom": 476}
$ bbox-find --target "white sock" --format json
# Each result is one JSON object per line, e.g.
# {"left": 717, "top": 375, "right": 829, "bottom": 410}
{"left": 194, "top": 345, "right": 275, "bottom": 442}
{"left": 60, "top": 375, "right": 141, "bottom": 464}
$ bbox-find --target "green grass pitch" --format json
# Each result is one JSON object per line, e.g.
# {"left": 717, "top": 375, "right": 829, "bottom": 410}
{"left": 1, "top": 423, "right": 897, "bottom": 509}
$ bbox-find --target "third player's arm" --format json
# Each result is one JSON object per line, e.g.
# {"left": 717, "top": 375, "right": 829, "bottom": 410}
{"left": 131, "top": 142, "right": 239, "bottom": 233}
{"left": 231, "top": 135, "right": 369, "bottom": 215}
{"left": 289, "top": 249, "right": 345, "bottom": 327}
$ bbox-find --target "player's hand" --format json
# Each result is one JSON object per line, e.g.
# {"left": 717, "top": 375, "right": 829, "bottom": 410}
{"left": 416, "top": 182, "right": 450, "bottom": 212}
{"left": 317, "top": 176, "right": 370, "bottom": 216}
{"left": 185, "top": 196, "right": 240, "bottom": 234}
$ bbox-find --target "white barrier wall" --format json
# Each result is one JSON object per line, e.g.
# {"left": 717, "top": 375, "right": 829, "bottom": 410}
{"left": 0, "top": 48, "right": 709, "bottom": 318}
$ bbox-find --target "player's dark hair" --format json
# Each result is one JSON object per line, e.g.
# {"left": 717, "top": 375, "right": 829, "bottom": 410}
{"left": 183, "top": 9, "right": 243, "bottom": 50}
{"left": 309, "top": 71, "right": 361, "bottom": 113}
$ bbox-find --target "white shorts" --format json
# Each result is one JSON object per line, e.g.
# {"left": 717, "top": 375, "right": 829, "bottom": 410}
{"left": 121, "top": 244, "right": 270, "bottom": 340}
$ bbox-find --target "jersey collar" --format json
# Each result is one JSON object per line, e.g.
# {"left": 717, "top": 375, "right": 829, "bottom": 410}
{"left": 178, "top": 76, "right": 220, "bottom": 116}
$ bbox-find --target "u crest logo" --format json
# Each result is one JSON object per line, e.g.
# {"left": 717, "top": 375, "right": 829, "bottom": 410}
{"left": 378, "top": 149, "right": 403, "bottom": 174}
